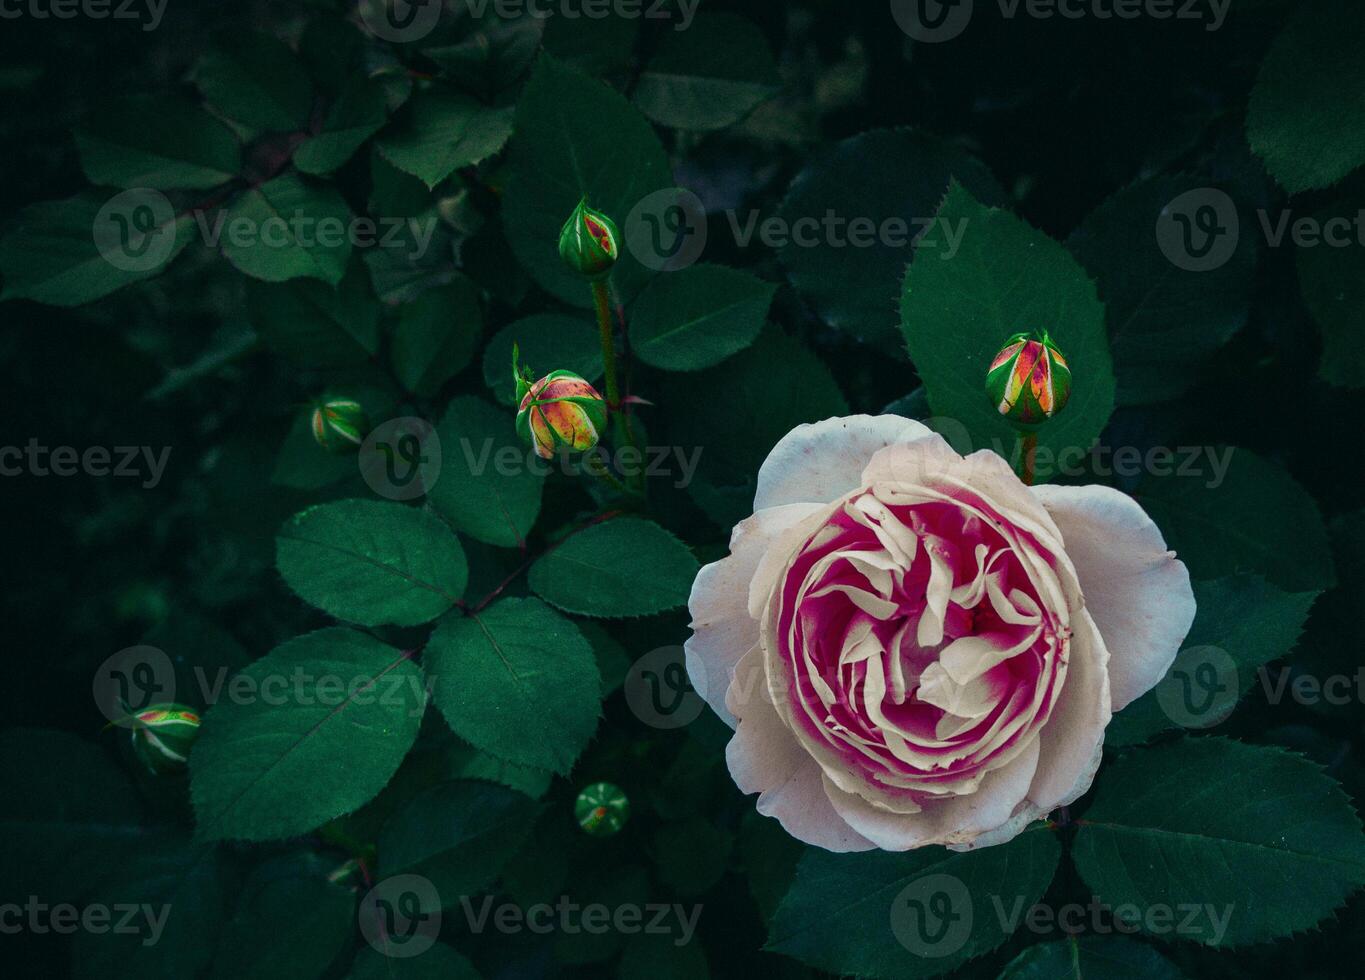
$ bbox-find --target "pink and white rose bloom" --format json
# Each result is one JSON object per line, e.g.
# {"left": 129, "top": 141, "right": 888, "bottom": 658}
{"left": 685, "top": 416, "right": 1196, "bottom": 852}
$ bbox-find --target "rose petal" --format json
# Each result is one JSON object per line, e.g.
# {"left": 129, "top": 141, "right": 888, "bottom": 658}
{"left": 686, "top": 502, "right": 826, "bottom": 727}
{"left": 754, "top": 415, "right": 935, "bottom": 511}
{"left": 725, "top": 647, "right": 875, "bottom": 852}
{"left": 1030, "top": 484, "right": 1196, "bottom": 709}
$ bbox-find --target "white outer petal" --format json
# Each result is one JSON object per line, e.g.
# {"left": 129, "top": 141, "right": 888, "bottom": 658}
{"left": 1030, "top": 484, "right": 1196, "bottom": 710}
{"left": 754, "top": 414, "right": 935, "bottom": 511}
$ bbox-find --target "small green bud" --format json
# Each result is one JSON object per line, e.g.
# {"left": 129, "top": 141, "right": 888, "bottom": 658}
{"left": 311, "top": 398, "right": 370, "bottom": 453}
{"left": 575, "top": 781, "right": 629, "bottom": 836}
{"left": 558, "top": 198, "right": 620, "bottom": 281}
{"left": 985, "top": 330, "right": 1072, "bottom": 425}
{"left": 129, "top": 703, "right": 201, "bottom": 775}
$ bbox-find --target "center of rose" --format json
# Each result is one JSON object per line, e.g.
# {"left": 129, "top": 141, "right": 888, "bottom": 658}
{"left": 768, "top": 485, "right": 1071, "bottom": 807}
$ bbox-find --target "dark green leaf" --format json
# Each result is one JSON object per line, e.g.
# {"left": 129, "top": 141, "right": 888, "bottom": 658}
{"left": 377, "top": 91, "right": 514, "bottom": 189}
{"left": 348, "top": 944, "right": 481, "bottom": 980}
{"left": 529, "top": 516, "right": 699, "bottom": 618}
{"left": 390, "top": 276, "right": 483, "bottom": 397}
{"left": 220, "top": 173, "right": 353, "bottom": 285}
{"left": 295, "top": 76, "right": 389, "bottom": 176}
{"left": 999, "top": 936, "right": 1186, "bottom": 979}
{"left": 75, "top": 94, "right": 241, "bottom": 190}
{"left": 210, "top": 869, "right": 355, "bottom": 980}
{"left": 193, "top": 30, "right": 314, "bottom": 132}
{"left": 1072, "top": 737, "right": 1365, "bottom": 945}
{"left": 482, "top": 313, "right": 603, "bottom": 405}
{"left": 426, "top": 598, "right": 601, "bottom": 774}
{"left": 629, "top": 264, "right": 775, "bottom": 371}
{"left": 276, "top": 499, "right": 468, "bottom": 627}
{"left": 247, "top": 257, "right": 381, "bottom": 367}
{"left": 1297, "top": 194, "right": 1365, "bottom": 388}
{"left": 190, "top": 628, "right": 425, "bottom": 841}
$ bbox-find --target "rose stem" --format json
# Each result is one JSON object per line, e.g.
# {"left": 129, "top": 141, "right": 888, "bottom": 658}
{"left": 1016, "top": 430, "right": 1038, "bottom": 486}
{"left": 590, "top": 278, "right": 644, "bottom": 492}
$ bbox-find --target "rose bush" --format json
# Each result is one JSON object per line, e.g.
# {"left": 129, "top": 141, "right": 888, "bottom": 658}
{"left": 687, "top": 415, "right": 1196, "bottom": 851}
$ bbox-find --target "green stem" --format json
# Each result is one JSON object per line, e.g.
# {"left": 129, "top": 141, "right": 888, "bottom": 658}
{"left": 591, "top": 279, "right": 622, "bottom": 410}
{"left": 1016, "top": 430, "right": 1038, "bottom": 486}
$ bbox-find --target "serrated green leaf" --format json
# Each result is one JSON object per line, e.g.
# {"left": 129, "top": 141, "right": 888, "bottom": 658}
{"left": 529, "top": 517, "right": 699, "bottom": 618}
{"left": 220, "top": 173, "right": 353, "bottom": 285}
{"left": 295, "top": 75, "right": 389, "bottom": 176}
{"left": 193, "top": 30, "right": 314, "bottom": 133}
{"left": 1107, "top": 575, "right": 1319, "bottom": 747}
{"left": 378, "top": 780, "right": 539, "bottom": 904}
{"left": 768, "top": 825, "right": 1061, "bottom": 979}
{"left": 780, "top": 129, "right": 1006, "bottom": 347}
{"left": 504, "top": 55, "right": 672, "bottom": 307}
{"left": 210, "top": 869, "right": 355, "bottom": 980}
{"left": 190, "top": 628, "right": 425, "bottom": 841}
{"left": 390, "top": 276, "right": 483, "bottom": 397}
{"left": 276, "top": 499, "right": 467, "bottom": 627}
{"left": 247, "top": 256, "right": 380, "bottom": 367}
{"left": 1072, "top": 737, "right": 1365, "bottom": 946}
{"left": 1069, "top": 174, "right": 1256, "bottom": 405}
{"left": 377, "top": 91, "right": 513, "bottom": 189}
{"left": 999, "top": 936, "right": 1186, "bottom": 979}
{"left": 0, "top": 192, "right": 193, "bottom": 306}
{"left": 426, "top": 598, "right": 601, "bottom": 774}
{"left": 634, "top": 13, "right": 779, "bottom": 131}
{"left": 1247, "top": 0, "right": 1365, "bottom": 193}
{"left": 427, "top": 395, "right": 543, "bottom": 548}
{"left": 1135, "top": 448, "right": 1334, "bottom": 593}
{"left": 421, "top": 10, "right": 543, "bottom": 96}
{"left": 901, "top": 181, "right": 1115, "bottom": 474}
{"left": 75, "top": 94, "right": 241, "bottom": 190}
{"left": 629, "top": 263, "right": 775, "bottom": 371}
{"left": 482, "top": 313, "right": 603, "bottom": 405}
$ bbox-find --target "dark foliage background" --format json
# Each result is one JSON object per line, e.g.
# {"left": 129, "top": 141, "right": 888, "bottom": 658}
{"left": 2, "top": 1, "right": 1363, "bottom": 978}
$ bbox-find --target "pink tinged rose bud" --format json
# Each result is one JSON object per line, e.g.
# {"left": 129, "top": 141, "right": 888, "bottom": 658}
{"left": 558, "top": 197, "right": 620, "bottom": 282}
{"left": 129, "top": 703, "right": 201, "bottom": 775}
{"left": 516, "top": 370, "right": 608, "bottom": 459}
{"left": 986, "top": 331, "right": 1072, "bottom": 425}
{"left": 684, "top": 415, "right": 1195, "bottom": 852}
{"left": 311, "top": 398, "right": 370, "bottom": 453}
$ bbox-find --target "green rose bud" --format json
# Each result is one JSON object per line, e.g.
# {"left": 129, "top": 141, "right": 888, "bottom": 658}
{"left": 515, "top": 346, "right": 608, "bottom": 459}
{"left": 311, "top": 398, "right": 370, "bottom": 453}
{"left": 129, "top": 703, "right": 201, "bottom": 775}
{"left": 985, "top": 330, "right": 1072, "bottom": 425}
{"left": 575, "top": 781, "right": 630, "bottom": 836}
{"left": 558, "top": 197, "right": 620, "bottom": 282}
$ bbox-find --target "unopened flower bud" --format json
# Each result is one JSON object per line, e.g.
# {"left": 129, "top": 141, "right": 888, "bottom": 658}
{"left": 575, "top": 781, "right": 629, "bottom": 836}
{"left": 558, "top": 198, "right": 619, "bottom": 282}
{"left": 985, "top": 330, "right": 1072, "bottom": 425}
{"left": 515, "top": 349, "right": 608, "bottom": 459}
{"left": 311, "top": 398, "right": 370, "bottom": 453}
{"left": 130, "top": 703, "right": 201, "bottom": 775}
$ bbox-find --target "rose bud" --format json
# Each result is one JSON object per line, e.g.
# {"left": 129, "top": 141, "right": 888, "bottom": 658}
{"left": 311, "top": 398, "right": 370, "bottom": 453}
{"left": 516, "top": 368, "right": 608, "bottom": 459}
{"left": 558, "top": 197, "right": 620, "bottom": 282}
{"left": 129, "top": 703, "right": 201, "bottom": 775}
{"left": 575, "top": 781, "right": 630, "bottom": 836}
{"left": 985, "top": 330, "right": 1072, "bottom": 425}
